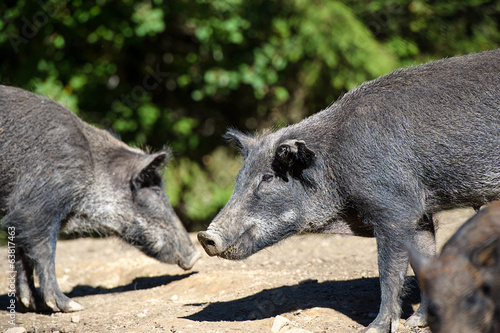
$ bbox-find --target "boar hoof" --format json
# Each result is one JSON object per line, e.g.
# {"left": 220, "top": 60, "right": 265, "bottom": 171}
{"left": 45, "top": 301, "right": 58, "bottom": 312}
{"left": 391, "top": 318, "right": 400, "bottom": 332}
{"left": 66, "top": 300, "right": 85, "bottom": 312}
{"left": 45, "top": 297, "right": 84, "bottom": 312}
{"left": 405, "top": 312, "right": 427, "bottom": 327}
{"left": 364, "top": 318, "right": 398, "bottom": 333}
{"left": 20, "top": 297, "right": 30, "bottom": 309}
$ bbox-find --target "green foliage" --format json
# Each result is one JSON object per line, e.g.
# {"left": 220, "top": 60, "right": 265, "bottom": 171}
{"left": 349, "top": 0, "right": 500, "bottom": 63}
{"left": 132, "top": 1, "right": 166, "bottom": 37}
{"left": 165, "top": 147, "right": 241, "bottom": 230}
{"left": 0, "top": 0, "right": 498, "bottom": 230}
{"left": 185, "top": 0, "right": 398, "bottom": 123}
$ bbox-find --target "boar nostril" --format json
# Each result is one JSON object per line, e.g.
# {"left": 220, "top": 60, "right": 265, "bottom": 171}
{"left": 197, "top": 231, "right": 222, "bottom": 256}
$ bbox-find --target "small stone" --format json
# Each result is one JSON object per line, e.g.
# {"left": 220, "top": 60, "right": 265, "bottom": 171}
{"left": 5, "top": 328, "right": 27, "bottom": 333}
{"left": 271, "top": 315, "right": 291, "bottom": 333}
{"left": 298, "top": 279, "right": 318, "bottom": 285}
{"left": 247, "top": 312, "right": 258, "bottom": 320}
{"left": 71, "top": 315, "right": 80, "bottom": 323}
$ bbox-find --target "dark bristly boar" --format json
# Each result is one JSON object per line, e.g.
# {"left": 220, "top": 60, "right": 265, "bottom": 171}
{"left": 198, "top": 49, "right": 500, "bottom": 332}
{"left": 0, "top": 85, "right": 200, "bottom": 313}
{"left": 409, "top": 201, "right": 500, "bottom": 333}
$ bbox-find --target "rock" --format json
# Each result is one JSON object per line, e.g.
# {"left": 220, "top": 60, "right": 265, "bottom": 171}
{"left": 71, "top": 315, "right": 80, "bottom": 323}
{"left": 271, "top": 315, "right": 292, "bottom": 332}
{"left": 5, "top": 328, "right": 27, "bottom": 333}
{"left": 285, "top": 329, "right": 313, "bottom": 333}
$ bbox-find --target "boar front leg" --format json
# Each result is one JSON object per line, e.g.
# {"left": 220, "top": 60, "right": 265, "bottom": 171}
{"left": 365, "top": 214, "right": 416, "bottom": 333}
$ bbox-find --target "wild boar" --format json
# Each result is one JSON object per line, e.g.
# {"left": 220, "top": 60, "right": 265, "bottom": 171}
{"left": 0, "top": 85, "right": 200, "bottom": 312}
{"left": 409, "top": 201, "right": 500, "bottom": 333}
{"left": 198, "top": 49, "right": 500, "bottom": 332}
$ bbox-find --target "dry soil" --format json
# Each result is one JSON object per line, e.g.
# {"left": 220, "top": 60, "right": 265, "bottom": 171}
{"left": 0, "top": 208, "right": 476, "bottom": 333}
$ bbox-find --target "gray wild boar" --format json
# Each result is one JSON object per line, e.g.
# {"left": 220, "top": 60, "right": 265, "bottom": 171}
{"left": 409, "top": 201, "right": 500, "bottom": 333}
{"left": 198, "top": 49, "right": 500, "bottom": 332}
{"left": 0, "top": 85, "right": 200, "bottom": 313}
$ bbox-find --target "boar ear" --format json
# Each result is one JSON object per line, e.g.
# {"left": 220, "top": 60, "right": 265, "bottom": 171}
{"left": 132, "top": 151, "right": 169, "bottom": 190}
{"left": 273, "top": 139, "right": 315, "bottom": 179}
{"left": 223, "top": 129, "right": 255, "bottom": 157}
{"left": 471, "top": 236, "right": 499, "bottom": 268}
{"left": 406, "top": 243, "right": 431, "bottom": 277}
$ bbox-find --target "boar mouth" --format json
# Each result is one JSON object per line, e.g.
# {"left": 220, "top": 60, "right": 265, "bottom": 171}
{"left": 218, "top": 226, "right": 257, "bottom": 260}
{"left": 177, "top": 251, "right": 202, "bottom": 270}
{"left": 148, "top": 244, "right": 201, "bottom": 270}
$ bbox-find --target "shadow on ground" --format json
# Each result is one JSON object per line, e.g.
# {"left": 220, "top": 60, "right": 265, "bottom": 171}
{"left": 185, "top": 276, "right": 420, "bottom": 327}
{"left": 68, "top": 272, "right": 196, "bottom": 297}
{"left": 0, "top": 272, "right": 196, "bottom": 313}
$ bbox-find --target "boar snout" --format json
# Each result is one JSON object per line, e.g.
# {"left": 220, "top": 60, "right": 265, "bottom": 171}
{"left": 178, "top": 250, "right": 202, "bottom": 270}
{"left": 198, "top": 231, "right": 224, "bottom": 256}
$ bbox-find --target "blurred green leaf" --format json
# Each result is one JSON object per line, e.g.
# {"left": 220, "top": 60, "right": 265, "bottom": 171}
{"left": 173, "top": 117, "right": 198, "bottom": 135}
{"left": 132, "top": 2, "right": 165, "bottom": 36}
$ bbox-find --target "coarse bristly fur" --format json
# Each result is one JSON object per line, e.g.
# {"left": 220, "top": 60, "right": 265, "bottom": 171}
{"left": 0, "top": 85, "right": 200, "bottom": 313}
{"left": 198, "top": 49, "right": 500, "bottom": 333}
{"left": 409, "top": 201, "right": 500, "bottom": 333}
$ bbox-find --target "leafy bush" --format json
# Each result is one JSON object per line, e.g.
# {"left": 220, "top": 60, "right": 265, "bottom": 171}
{"left": 0, "top": 0, "right": 498, "bottom": 233}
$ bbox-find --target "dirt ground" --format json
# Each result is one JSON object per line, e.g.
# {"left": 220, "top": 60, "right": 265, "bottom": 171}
{"left": 0, "top": 208, "right": 476, "bottom": 333}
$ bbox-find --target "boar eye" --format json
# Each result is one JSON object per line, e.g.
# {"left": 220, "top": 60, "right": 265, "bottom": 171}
{"left": 262, "top": 174, "right": 274, "bottom": 182}
{"left": 152, "top": 188, "right": 161, "bottom": 196}
{"left": 465, "top": 291, "right": 482, "bottom": 307}
{"left": 481, "top": 284, "right": 491, "bottom": 296}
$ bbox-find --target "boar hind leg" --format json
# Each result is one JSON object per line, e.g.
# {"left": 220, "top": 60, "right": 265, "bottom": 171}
{"left": 14, "top": 212, "right": 85, "bottom": 313}
{"left": 405, "top": 214, "right": 436, "bottom": 328}
{"left": 30, "top": 233, "right": 84, "bottom": 312}
{"left": 4, "top": 213, "right": 43, "bottom": 311}
{"left": 15, "top": 248, "right": 43, "bottom": 311}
